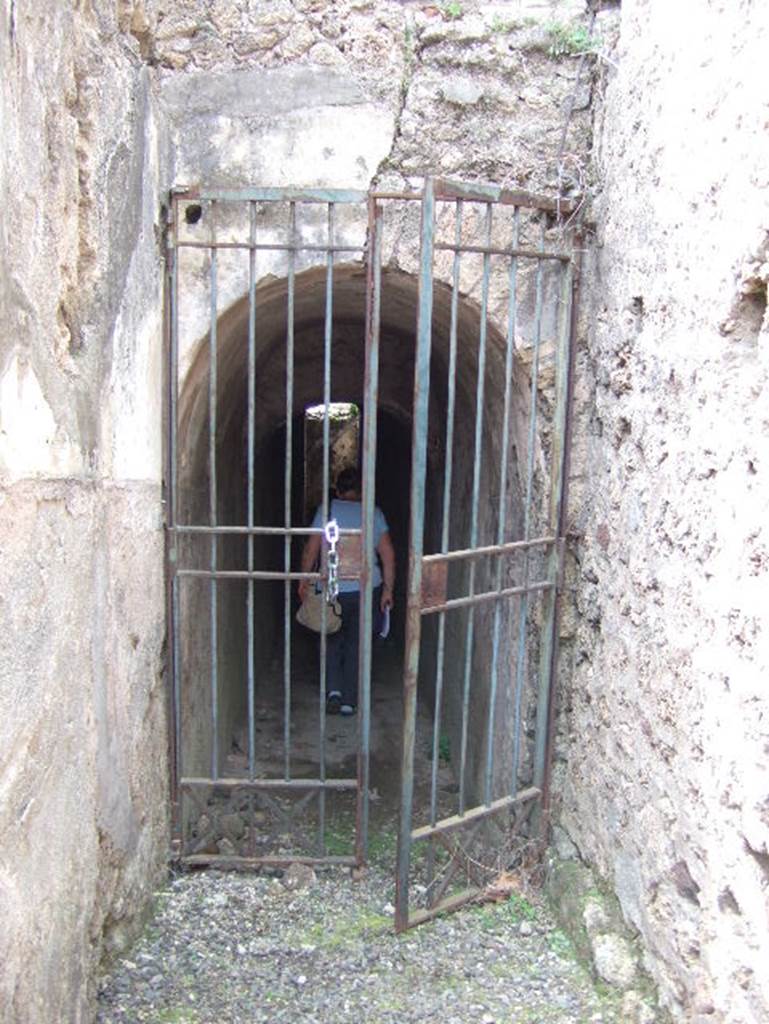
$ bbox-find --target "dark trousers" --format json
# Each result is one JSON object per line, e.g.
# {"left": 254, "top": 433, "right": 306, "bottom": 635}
{"left": 326, "top": 587, "right": 381, "bottom": 707}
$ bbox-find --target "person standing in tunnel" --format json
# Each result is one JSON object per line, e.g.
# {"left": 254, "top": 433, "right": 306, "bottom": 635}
{"left": 298, "top": 466, "right": 395, "bottom": 716}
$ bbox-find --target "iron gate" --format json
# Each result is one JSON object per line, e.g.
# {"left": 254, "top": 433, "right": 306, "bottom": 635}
{"left": 395, "top": 178, "right": 578, "bottom": 929}
{"left": 165, "top": 186, "right": 384, "bottom": 868}
{"left": 164, "top": 177, "right": 578, "bottom": 914}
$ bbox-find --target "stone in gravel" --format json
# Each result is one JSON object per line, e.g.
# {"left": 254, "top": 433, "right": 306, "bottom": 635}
{"left": 283, "top": 863, "right": 317, "bottom": 890}
{"left": 592, "top": 933, "right": 637, "bottom": 989}
{"left": 220, "top": 812, "right": 246, "bottom": 839}
{"left": 519, "top": 921, "right": 534, "bottom": 936}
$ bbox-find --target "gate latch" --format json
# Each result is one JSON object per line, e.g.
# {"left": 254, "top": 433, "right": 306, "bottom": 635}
{"left": 324, "top": 519, "right": 340, "bottom": 602}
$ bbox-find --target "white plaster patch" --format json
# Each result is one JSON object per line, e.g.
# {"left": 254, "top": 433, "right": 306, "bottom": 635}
{"left": 0, "top": 353, "right": 82, "bottom": 480}
{"left": 104, "top": 305, "right": 163, "bottom": 482}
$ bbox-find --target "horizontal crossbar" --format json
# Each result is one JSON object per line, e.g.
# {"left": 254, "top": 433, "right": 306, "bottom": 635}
{"left": 403, "top": 886, "right": 482, "bottom": 930}
{"left": 411, "top": 787, "right": 540, "bottom": 842}
{"left": 432, "top": 177, "right": 579, "bottom": 214}
{"left": 421, "top": 582, "right": 553, "bottom": 616}
{"left": 181, "top": 776, "right": 358, "bottom": 791}
{"left": 434, "top": 242, "right": 569, "bottom": 262}
{"left": 170, "top": 525, "right": 361, "bottom": 537}
{"left": 173, "top": 240, "right": 364, "bottom": 254}
{"left": 181, "top": 854, "right": 358, "bottom": 868}
{"left": 422, "top": 536, "right": 556, "bottom": 564}
{"left": 173, "top": 186, "right": 369, "bottom": 203}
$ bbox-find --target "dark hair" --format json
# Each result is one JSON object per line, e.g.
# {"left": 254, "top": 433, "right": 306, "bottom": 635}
{"left": 335, "top": 466, "right": 361, "bottom": 496}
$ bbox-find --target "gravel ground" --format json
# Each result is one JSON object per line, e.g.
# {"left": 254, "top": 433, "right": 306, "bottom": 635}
{"left": 96, "top": 856, "right": 623, "bottom": 1024}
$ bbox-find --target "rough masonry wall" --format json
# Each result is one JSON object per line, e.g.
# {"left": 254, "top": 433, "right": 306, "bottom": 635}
{"left": 0, "top": 5, "right": 168, "bottom": 1020}
{"left": 560, "top": 2, "right": 769, "bottom": 1021}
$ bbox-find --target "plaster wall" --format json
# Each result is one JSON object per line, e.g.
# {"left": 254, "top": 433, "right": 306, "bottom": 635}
{"left": 560, "top": 2, "right": 769, "bottom": 1020}
{"left": 0, "top": 4, "right": 168, "bottom": 1020}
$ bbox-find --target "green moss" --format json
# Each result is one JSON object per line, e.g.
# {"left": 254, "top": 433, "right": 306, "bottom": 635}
{"left": 547, "top": 927, "right": 576, "bottom": 960}
{"left": 490, "top": 14, "right": 538, "bottom": 34}
{"left": 546, "top": 21, "right": 599, "bottom": 58}
{"left": 442, "top": 1, "right": 463, "bottom": 20}
{"left": 151, "top": 1010, "right": 200, "bottom": 1024}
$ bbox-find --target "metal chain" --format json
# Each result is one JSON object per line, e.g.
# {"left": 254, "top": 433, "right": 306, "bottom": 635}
{"left": 324, "top": 519, "right": 340, "bottom": 602}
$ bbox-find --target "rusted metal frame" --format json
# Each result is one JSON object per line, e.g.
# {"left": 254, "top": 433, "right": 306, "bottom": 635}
{"left": 421, "top": 579, "right": 553, "bottom": 616}
{"left": 395, "top": 177, "right": 435, "bottom": 934}
{"left": 458, "top": 202, "right": 493, "bottom": 817}
{"left": 411, "top": 786, "right": 540, "bottom": 841}
{"left": 207, "top": 199, "right": 220, "bottom": 782}
{"left": 182, "top": 854, "right": 357, "bottom": 868}
{"left": 427, "top": 198, "right": 463, "bottom": 891}
{"left": 172, "top": 525, "right": 360, "bottom": 537}
{"left": 432, "top": 177, "right": 578, "bottom": 215}
{"left": 177, "top": 569, "right": 322, "bottom": 581}
{"left": 284, "top": 201, "right": 297, "bottom": 784}
{"left": 511, "top": 218, "right": 547, "bottom": 798}
{"left": 317, "top": 201, "right": 336, "bottom": 856}
{"left": 532, "top": 257, "right": 573, "bottom": 792}
{"left": 175, "top": 183, "right": 579, "bottom": 215}
{"left": 484, "top": 207, "right": 519, "bottom": 807}
{"left": 536, "top": 242, "right": 582, "bottom": 833}
{"left": 434, "top": 241, "right": 568, "bottom": 262}
{"left": 181, "top": 784, "right": 214, "bottom": 856}
{"left": 255, "top": 787, "right": 318, "bottom": 836}
{"left": 404, "top": 887, "right": 484, "bottom": 929}
{"left": 247, "top": 201, "right": 257, "bottom": 783}
{"left": 422, "top": 535, "right": 556, "bottom": 563}
{"left": 433, "top": 826, "right": 488, "bottom": 887}
{"left": 425, "top": 822, "right": 485, "bottom": 908}
{"left": 369, "top": 190, "right": 423, "bottom": 201}
{"left": 355, "top": 194, "right": 382, "bottom": 866}
{"left": 174, "top": 240, "right": 364, "bottom": 254}
{"left": 165, "top": 198, "right": 182, "bottom": 849}
{"left": 180, "top": 777, "right": 358, "bottom": 791}
{"left": 175, "top": 186, "right": 368, "bottom": 204}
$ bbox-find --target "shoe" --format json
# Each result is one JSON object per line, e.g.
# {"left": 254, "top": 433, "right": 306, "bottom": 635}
{"left": 326, "top": 692, "right": 342, "bottom": 715}
{"left": 340, "top": 703, "right": 356, "bottom": 716}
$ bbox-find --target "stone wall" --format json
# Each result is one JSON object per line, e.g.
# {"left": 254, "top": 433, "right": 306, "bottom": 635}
{"left": 559, "top": 2, "right": 769, "bottom": 1021}
{"left": 0, "top": 4, "right": 168, "bottom": 1020}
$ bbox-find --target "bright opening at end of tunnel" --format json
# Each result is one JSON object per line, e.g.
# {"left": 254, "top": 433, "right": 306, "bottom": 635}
{"left": 305, "top": 402, "right": 359, "bottom": 421}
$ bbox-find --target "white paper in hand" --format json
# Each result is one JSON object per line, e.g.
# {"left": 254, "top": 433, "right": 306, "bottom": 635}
{"left": 379, "top": 606, "right": 390, "bottom": 639}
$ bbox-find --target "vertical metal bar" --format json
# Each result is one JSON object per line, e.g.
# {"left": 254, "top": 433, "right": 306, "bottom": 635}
{"left": 356, "top": 195, "right": 382, "bottom": 865}
{"left": 247, "top": 202, "right": 257, "bottom": 782}
{"left": 457, "top": 202, "right": 493, "bottom": 816}
{"left": 317, "top": 201, "right": 335, "bottom": 854}
{"left": 208, "top": 200, "right": 219, "bottom": 781}
{"left": 167, "top": 198, "right": 182, "bottom": 840}
{"left": 538, "top": 242, "right": 581, "bottom": 838}
{"left": 284, "top": 202, "right": 296, "bottom": 782}
{"left": 533, "top": 250, "right": 576, "bottom": 789}
{"left": 395, "top": 177, "right": 435, "bottom": 932}
{"left": 172, "top": 576, "right": 182, "bottom": 845}
{"left": 426, "top": 199, "right": 463, "bottom": 894}
{"left": 511, "top": 217, "right": 546, "bottom": 796}
{"left": 484, "top": 208, "right": 519, "bottom": 806}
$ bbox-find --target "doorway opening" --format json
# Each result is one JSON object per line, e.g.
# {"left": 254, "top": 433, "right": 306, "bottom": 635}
{"left": 166, "top": 183, "right": 577, "bottom": 925}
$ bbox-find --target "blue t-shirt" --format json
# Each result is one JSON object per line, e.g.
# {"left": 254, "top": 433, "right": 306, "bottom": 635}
{"left": 311, "top": 499, "right": 389, "bottom": 593}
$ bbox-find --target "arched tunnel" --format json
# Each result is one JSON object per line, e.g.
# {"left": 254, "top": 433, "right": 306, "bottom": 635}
{"left": 176, "top": 260, "right": 535, "bottom": 817}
